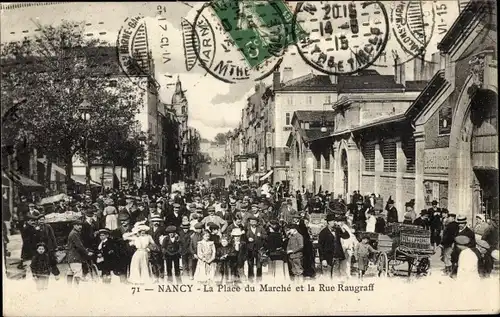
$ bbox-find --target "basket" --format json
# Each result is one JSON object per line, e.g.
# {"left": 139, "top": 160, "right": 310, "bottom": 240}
{"left": 377, "top": 234, "right": 394, "bottom": 253}
{"left": 386, "top": 223, "right": 422, "bottom": 236}
{"left": 399, "top": 231, "right": 432, "bottom": 250}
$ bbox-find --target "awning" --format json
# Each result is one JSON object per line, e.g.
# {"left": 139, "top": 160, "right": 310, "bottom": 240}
{"left": 72, "top": 175, "right": 101, "bottom": 187}
{"left": 2, "top": 171, "right": 44, "bottom": 188}
{"left": 260, "top": 170, "right": 273, "bottom": 181}
{"left": 40, "top": 193, "right": 69, "bottom": 205}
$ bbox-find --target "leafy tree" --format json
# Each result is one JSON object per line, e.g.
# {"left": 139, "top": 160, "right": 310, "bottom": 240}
{"left": 1, "top": 21, "right": 145, "bottom": 191}
{"left": 214, "top": 132, "right": 228, "bottom": 145}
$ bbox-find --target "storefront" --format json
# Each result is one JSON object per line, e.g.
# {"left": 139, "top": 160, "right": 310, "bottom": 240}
{"left": 414, "top": 0, "right": 497, "bottom": 223}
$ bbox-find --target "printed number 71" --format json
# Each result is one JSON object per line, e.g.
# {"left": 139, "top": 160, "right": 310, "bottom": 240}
{"left": 132, "top": 287, "right": 140, "bottom": 294}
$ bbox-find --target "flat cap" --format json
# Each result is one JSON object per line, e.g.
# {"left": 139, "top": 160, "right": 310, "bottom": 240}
{"left": 454, "top": 235, "right": 470, "bottom": 246}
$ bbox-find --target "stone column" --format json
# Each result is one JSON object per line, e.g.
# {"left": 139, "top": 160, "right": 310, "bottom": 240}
{"left": 414, "top": 128, "right": 426, "bottom": 216}
{"left": 347, "top": 139, "right": 360, "bottom": 195}
{"left": 395, "top": 139, "right": 406, "bottom": 217}
{"left": 304, "top": 147, "right": 315, "bottom": 192}
{"left": 374, "top": 142, "right": 383, "bottom": 196}
{"left": 332, "top": 142, "right": 342, "bottom": 196}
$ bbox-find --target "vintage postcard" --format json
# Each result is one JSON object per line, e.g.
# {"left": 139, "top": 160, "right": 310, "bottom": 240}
{"left": 1, "top": 1, "right": 498, "bottom": 316}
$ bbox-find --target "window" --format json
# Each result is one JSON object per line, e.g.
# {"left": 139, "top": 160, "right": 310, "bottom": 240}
{"left": 315, "top": 152, "right": 321, "bottom": 169}
{"left": 362, "top": 142, "right": 375, "bottom": 172}
{"left": 307, "top": 96, "right": 312, "bottom": 104}
{"left": 325, "top": 95, "right": 331, "bottom": 104}
{"left": 285, "top": 153, "right": 291, "bottom": 163}
{"left": 287, "top": 96, "right": 293, "bottom": 105}
{"left": 285, "top": 112, "right": 291, "bottom": 125}
{"left": 438, "top": 105, "right": 452, "bottom": 135}
{"left": 382, "top": 139, "right": 397, "bottom": 172}
{"left": 304, "top": 122, "right": 310, "bottom": 129}
{"left": 403, "top": 137, "right": 415, "bottom": 173}
{"left": 324, "top": 152, "right": 330, "bottom": 169}
{"left": 181, "top": 105, "right": 187, "bottom": 114}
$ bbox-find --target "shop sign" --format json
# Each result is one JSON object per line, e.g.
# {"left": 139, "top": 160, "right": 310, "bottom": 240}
{"left": 424, "top": 148, "right": 449, "bottom": 174}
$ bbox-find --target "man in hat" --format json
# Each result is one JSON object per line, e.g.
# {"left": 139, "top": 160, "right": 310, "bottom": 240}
{"left": 475, "top": 240, "right": 494, "bottom": 277}
{"left": 148, "top": 216, "right": 166, "bottom": 281}
{"left": 403, "top": 201, "right": 417, "bottom": 223}
{"left": 352, "top": 199, "right": 367, "bottom": 231}
{"left": 201, "top": 206, "right": 228, "bottom": 233}
{"left": 66, "top": 220, "right": 93, "bottom": 285}
{"left": 178, "top": 219, "right": 192, "bottom": 277}
{"left": 188, "top": 222, "right": 205, "bottom": 280}
{"left": 165, "top": 203, "right": 184, "bottom": 229}
{"left": 454, "top": 235, "right": 480, "bottom": 280}
{"left": 246, "top": 215, "right": 267, "bottom": 282}
{"left": 482, "top": 213, "right": 499, "bottom": 251}
{"left": 428, "top": 200, "right": 444, "bottom": 248}
{"left": 440, "top": 213, "right": 459, "bottom": 274}
{"left": 413, "top": 210, "right": 430, "bottom": 229}
{"left": 279, "top": 199, "right": 298, "bottom": 224}
{"left": 385, "top": 197, "right": 398, "bottom": 223}
{"left": 81, "top": 209, "right": 99, "bottom": 251}
{"left": 457, "top": 215, "right": 476, "bottom": 247}
{"left": 162, "top": 225, "right": 182, "bottom": 283}
{"left": 318, "top": 213, "right": 351, "bottom": 278}
{"left": 216, "top": 203, "right": 233, "bottom": 223}
{"left": 95, "top": 228, "right": 118, "bottom": 283}
{"left": 293, "top": 214, "right": 315, "bottom": 278}
{"left": 285, "top": 223, "right": 304, "bottom": 281}
{"left": 230, "top": 227, "right": 247, "bottom": 282}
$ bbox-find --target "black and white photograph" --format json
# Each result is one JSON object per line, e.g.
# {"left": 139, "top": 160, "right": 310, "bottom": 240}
{"left": 1, "top": 1, "right": 498, "bottom": 315}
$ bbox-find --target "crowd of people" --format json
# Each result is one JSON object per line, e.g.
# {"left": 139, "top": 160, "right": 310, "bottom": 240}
{"left": 5, "top": 180, "right": 499, "bottom": 290}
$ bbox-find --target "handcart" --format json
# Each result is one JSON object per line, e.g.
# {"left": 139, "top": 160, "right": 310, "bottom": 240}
{"left": 354, "top": 223, "right": 434, "bottom": 278}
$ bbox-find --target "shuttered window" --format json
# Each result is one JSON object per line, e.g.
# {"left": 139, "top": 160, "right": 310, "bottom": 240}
{"left": 362, "top": 142, "right": 375, "bottom": 172}
{"left": 382, "top": 139, "right": 397, "bottom": 172}
{"left": 403, "top": 137, "right": 415, "bottom": 173}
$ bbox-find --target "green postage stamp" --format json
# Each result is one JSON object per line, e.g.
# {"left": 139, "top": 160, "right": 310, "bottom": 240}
{"left": 210, "top": 0, "right": 307, "bottom": 68}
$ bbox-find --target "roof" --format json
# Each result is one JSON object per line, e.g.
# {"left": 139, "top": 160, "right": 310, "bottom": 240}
{"left": 2, "top": 170, "right": 44, "bottom": 188}
{"left": 438, "top": 0, "right": 495, "bottom": 53}
{"left": 293, "top": 110, "right": 336, "bottom": 123}
{"left": 303, "top": 128, "right": 335, "bottom": 142}
{"left": 405, "top": 70, "right": 448, "bottom": 120}
{"left": 276, "top": 69, "right": 427, "bottom": 93}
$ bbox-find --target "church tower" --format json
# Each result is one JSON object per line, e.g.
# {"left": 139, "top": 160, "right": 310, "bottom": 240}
{"left": 171, "top": 76, "right": 188, "bottom": 126}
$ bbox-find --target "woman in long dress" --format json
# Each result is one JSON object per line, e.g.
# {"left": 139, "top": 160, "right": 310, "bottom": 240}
{"left": 124, "top": 224, "right": 154, "bottom": 284}
{"left": 194, "top": 231, "right": 216, "bottom": 283}
{"left": 103, "top": 199, "right": 118, "bottom": 230}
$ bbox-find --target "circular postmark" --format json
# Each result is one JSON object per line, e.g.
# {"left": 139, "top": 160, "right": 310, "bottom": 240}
{"left": 292, "top": 1, "right": 390, "bottom": 76}
{"left": 116, "top": 15, "right": 152, "bottom": 90}
{"left": 192, "top": 0, "right": 291, "bottom": 84}
{"left": 388, "top": 1, "right": 435, "bottom": 65}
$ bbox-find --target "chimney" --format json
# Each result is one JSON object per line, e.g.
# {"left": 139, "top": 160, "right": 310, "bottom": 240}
{"left": 329, "top": 75, "right": 337, "bottom": 84}
{"left": 394, "top": 57, "right": 405, "bottom": 85}
{"left": 273, "top": 70, "right": 280, "bottom": 90}
{"left": 282, "top": 67, "right": 293, "bottom": 83}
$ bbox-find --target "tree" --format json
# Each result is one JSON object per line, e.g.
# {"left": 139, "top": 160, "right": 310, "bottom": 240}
{"left": 214, "top": 132, "right": 229, "bottom": 145}
{"left": 1, "top": 21, "right": 145, "bottom": 191}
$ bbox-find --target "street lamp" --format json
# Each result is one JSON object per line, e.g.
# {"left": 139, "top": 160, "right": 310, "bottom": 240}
{"left": 138, "top": 131, "right": 147, "bottom": 187}
{"left": 79, "top": 100, "right": 92, "bottom": 192}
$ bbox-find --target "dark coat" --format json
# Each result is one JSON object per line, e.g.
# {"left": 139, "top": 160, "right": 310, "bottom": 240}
{"left": 318, "top": 226, "right": 350, "bottom": 264}
{"left": 458, "top": 226, "right": 476, "bottom": 247}
{"left": 266, "top": 231, "right": 285, "bottom": 260}
{"left": 162, "top": 234, "right": 181, "bottom": 257}
{"left": 189, "top": 232, "right": 203, "bottom": 256}
{"left": 165, "top": 211, "right": 183, "bottom": 229}
{"left": 178, "top": 230, "right": 191, "bottom": 255}
{"left": 96, "top": 238, "right": 118, "bottom": 273}
{"left": 148, "top": 225, "right": 166, "bottom": 246}
{"left": 386, "top": 207, "right": 398, "bottom": 223}
{"left": 30, "top": 253, "right": 60, "bottom": 277}
{"left": 482, "top": 224, "right": 499, "bottom": 250}
{"left": 245, "top": 226, "right": 267, "bottom": 251}
{"left": 413, "top": 217, "right": 430, "bottom": 230}
{"left": 216, "top": 210, "right": 233, "bottom": 223}
{"left": 442, "top": 221, "right": 459, "bottom": 247}
{"left": 232, "top": 241, "right": 247, "bottom": 267}
{"left": 66, "top": 229, "right": 88, "bottom": 263}
{"left": 81, "top": 220, "right": 99, "bottom": 249}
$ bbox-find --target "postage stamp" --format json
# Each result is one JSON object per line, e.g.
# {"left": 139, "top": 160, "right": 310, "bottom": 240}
{"left": 190, "top": 1, "right": 285, "bottom": 83}
{"left": 209, "top": 0, "right": 307, "bottom": 68}
{"left": 292, "top": 1, "right": 390, "bottom": 75}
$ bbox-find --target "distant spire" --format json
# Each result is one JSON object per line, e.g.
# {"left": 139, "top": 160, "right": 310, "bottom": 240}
{"left": 172, "top": 76, "right": 187, "bottom": 104}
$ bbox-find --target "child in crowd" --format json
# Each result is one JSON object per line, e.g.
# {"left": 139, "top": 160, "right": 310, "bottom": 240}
{"left": 215, "top": 235, "right": 235, "bottom": 283}
{"left": 355, "top": 235, "right": 378, "bottom": 278}
{"left": 30, "top": 242, "right": 60, "bottom": 290}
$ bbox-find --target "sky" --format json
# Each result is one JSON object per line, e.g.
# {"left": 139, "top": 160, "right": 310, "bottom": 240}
{"left": 0, "top": 1, "right": 462, "bottom": 140}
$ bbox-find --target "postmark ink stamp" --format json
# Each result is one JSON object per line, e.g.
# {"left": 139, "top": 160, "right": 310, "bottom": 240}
{"left": 191, "top": 1, "right": 287, "bottom": 83}
{"left": 209, "top": 0, "right": 306, "bottom": 68}
{"left": 293, "top": 1, "right": 390, "bottom": 75}
{"left": 181, "top": 14, "right": 216, "bottom": 72}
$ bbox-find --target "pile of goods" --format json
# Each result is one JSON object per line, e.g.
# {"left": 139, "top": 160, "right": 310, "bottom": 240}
{"left": 44, "top": 210, "right": 83, "bottom": 223}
